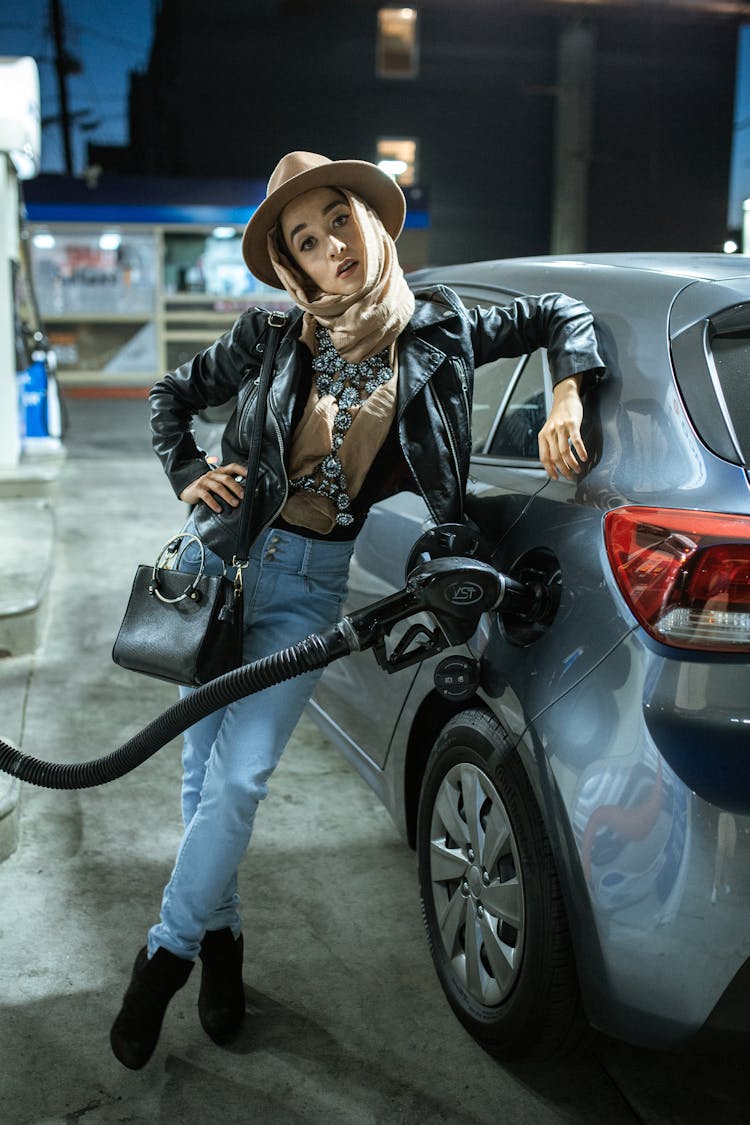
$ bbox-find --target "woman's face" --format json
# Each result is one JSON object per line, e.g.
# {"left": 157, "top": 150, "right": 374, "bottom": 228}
{"left": 279, "top": 187, "right": 365, "bottom": 296}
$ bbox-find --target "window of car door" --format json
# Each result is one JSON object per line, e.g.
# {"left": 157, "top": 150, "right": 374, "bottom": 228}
{"left": 487, "top": 349, "right": 548, "bottom": 461}
{"left": 455, "top": 291, "right": 550, "bottom": 466}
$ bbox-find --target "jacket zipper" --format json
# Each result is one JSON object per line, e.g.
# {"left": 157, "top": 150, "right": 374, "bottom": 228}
{"left": 453, "top": 356, "right": 472, "bottom": 423}
{"left": 237, "top": 373, "right": 260, "bottom": 434}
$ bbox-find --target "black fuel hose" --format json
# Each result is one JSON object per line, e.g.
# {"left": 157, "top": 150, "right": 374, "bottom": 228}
{"left": 0, "top": 625, "right": 349, "bottom": 791}
{"left": 0, "top": 553, "right": 514, "bottom": 792}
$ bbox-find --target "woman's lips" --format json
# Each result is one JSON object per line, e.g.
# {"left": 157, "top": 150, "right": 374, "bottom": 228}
{"left": 337, "top": 259, "right": 358, "bottom": 278}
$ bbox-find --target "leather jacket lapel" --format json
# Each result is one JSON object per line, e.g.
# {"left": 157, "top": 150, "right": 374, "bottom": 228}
{"left": 396, "top": 293, "right": 462, "bottom": 414}
{"left": 396, "top": 332, "right": 446, "bottom": 417}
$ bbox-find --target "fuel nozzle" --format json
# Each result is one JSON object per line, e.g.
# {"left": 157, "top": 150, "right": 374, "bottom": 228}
{"left": 337, "top": 556, "right": 495, "bottom": 646}
{"left": 403, "top": 521, "right": 539, "bottom": 637}
{"left": 335, "top": 546, "right": 539, "bottom": 675}
{"left": 399, "top": 556, "right": 534, "bottom": 644}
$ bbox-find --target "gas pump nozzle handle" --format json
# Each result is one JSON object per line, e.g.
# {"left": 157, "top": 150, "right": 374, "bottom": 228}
{"left": 336, "top": 556, "right": 537, "bottom": 655}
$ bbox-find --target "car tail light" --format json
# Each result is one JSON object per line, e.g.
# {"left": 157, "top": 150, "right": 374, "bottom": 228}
{"left": 603, "top": 507, "right": 750, "bottom": 652}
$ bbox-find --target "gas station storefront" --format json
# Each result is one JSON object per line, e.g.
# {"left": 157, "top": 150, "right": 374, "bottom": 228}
{"left": 23, "top": 182, "right": 430, "bottom": 391}
{"left": 25, "top": 211, "right": 290, "bottom": 390}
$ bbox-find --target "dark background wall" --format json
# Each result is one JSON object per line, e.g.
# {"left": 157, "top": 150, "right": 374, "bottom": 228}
{"left": 92, "top": 0, "right": 741, "bottom": 266}
{"left": 588, "top": 13, "right": 737, "bottom": 251}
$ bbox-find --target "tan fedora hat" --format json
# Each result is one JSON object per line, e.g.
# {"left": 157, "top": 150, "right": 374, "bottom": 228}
{"left": 242, "top": 150, "right": 407, "bottom": 288}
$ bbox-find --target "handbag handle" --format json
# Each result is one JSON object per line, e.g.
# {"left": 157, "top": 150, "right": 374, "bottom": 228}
{"left": 150, "top": 533, "right": 206, "bottom": 603}
{"left": 232, "top": 310, "right": 287, "bottom": 567}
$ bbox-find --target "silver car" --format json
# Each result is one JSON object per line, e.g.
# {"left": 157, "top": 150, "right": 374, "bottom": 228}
{"left": 309, "top": 253, "right": 750, "bottom": 1058}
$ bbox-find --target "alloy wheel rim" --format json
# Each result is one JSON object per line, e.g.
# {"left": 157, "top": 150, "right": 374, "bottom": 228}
{"left": 428, "top": 761, "right": 525, "bottom": 1006}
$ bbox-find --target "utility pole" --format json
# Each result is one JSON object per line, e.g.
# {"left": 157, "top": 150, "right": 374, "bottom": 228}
{"left": 550, "top": 21, "right": 595, "bottom": 254}
{"left": 50, "top": 0, "right": 74, "bottom": 174}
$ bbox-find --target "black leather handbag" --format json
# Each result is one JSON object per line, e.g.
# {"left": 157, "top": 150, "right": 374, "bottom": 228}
{"left": 112, "top": 311, "right": 287, "bottom": 686}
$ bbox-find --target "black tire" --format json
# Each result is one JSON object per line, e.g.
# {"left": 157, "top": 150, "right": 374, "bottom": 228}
{"left": 416, "top": 708, "right": 585, "bottom": 1060}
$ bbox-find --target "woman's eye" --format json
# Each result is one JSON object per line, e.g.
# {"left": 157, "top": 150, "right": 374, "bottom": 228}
{"left": 333, "top": 212, "right": 349, "bottom": 229}
{"left": 299, "top": 236, "right": 315, "bottom": 253}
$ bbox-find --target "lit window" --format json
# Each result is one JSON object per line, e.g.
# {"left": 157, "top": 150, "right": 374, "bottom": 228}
{"left": 377, "top": 7, "right": 419, "bottom": 79}
{"left": 376, "top": 138, "right": 417, "bottom": 187}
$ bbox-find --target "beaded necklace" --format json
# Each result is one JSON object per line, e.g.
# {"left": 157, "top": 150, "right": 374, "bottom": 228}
{"left": 289, "top": 325, "right": 394, "bottom": 527}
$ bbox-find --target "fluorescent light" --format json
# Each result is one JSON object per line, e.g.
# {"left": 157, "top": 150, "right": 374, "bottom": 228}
{"left": 378, "top": 159, "right": 408, "bottom": 178}
{"left": 212, "top": 226, "right": 237, "bottom": 240}
{"left": 99, "top": 232, "right": 122, "bottom": 250}
{"left": 32, "top": 232, "right": 55, "bottom": 249}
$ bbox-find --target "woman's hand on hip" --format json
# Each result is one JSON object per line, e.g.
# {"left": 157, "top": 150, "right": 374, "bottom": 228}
{"left": 179, "top": 463, "right": 247, "bottom": 513}
{"left": 538, "top": 375, "right": 587, "bottom": 481}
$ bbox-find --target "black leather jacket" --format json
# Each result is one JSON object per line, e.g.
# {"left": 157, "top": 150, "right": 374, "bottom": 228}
{"left": 150, "top": 284, "right": 604, "bottom": 562}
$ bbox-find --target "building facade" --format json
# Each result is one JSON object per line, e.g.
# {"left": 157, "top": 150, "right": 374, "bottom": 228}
{"left": 90, "top": 0, "right": 745, "bottom": 264}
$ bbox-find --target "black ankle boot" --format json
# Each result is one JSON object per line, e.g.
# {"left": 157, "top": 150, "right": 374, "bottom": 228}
{"left": 110, "top": 946, "right": 193, "bottom": 1069}
{"left": 198, "top": 928, "right": 245, "bottom": 1044}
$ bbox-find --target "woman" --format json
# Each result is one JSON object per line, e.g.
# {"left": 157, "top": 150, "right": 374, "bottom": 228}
{"left": 110, "top": 151, "right": 605, "bottom": 1068}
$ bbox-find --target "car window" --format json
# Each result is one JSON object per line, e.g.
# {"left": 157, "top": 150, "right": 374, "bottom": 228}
{"left": 709, "top": 332, "right": 750, "bottom": 463}
{"left": 671, "top": 312, "right": 750, "bottom": 467}
{"left": 489, "top": 350, "right": 547, "bottom": 459}
{"left": 440, "top": 287, "right": 549, "bottom": 459}
{"left": 471, "top": 354, "right": 523, "bottom": 453}
{"left": 451, "top": 291, "right": 525, "bottom": 455}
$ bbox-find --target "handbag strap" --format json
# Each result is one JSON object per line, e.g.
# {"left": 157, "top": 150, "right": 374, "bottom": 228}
{"left": 232, "top": 310, "right": 288, "bottom": 567}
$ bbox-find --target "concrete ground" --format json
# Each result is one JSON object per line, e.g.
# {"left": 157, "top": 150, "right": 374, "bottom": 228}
{"left": 0, "top": 398, "right": 748, "bottom": 1125}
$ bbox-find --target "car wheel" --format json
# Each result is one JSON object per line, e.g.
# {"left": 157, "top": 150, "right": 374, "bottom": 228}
{"left": 416, "top": 708, "right": 585, "bottom": 1059}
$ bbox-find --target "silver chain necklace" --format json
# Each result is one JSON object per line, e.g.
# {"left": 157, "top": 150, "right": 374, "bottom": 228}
{"left": 289, "top": 325, "right": 393, "bottom": 527}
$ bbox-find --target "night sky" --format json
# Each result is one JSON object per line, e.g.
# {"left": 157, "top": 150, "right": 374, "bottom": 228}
{"left": 0, "top": 0, "right": 154, "bottom": 175}
{"left": 2, "top": 1, "right": 750, "bottom": 233}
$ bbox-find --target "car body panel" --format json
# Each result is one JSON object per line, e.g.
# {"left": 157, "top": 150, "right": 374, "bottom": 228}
{"left": 309, "top": 254, "right": 750, "bottom": 1047}
{"left": 533, "top": 633, "right": 750, "bottom": 1044}
{"left": 312, "top": 491, "right": 431, "bottom": 771}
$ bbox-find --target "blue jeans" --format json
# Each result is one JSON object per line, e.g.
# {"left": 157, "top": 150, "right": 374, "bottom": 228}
{"left": 147, "top": 521, "right": 354, "bottom": 961}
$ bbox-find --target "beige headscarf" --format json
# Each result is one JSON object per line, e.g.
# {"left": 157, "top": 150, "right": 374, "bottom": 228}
{"left": 268, "top": 191, "right": 415, "bottom": 533}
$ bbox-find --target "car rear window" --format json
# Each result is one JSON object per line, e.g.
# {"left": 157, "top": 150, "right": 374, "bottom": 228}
{"left": 671, "top": 308, "right": 750, "bottom": 468}
{"left": 709, "top": 333, "right": 750, "bottom": 463}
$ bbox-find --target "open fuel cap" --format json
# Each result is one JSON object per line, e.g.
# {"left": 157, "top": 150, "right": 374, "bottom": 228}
{"left": 405, "top": 522, "right": 490, "bottom": 578}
